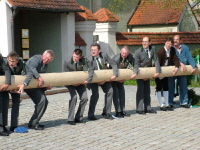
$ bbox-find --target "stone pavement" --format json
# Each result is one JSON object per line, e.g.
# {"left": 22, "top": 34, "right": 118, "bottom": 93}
{"left": 1, "top": 85, "right": 200, "bottom": 150}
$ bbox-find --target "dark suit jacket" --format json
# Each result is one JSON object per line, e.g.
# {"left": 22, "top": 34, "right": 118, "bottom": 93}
{"left": 63, "top": 57, "right": 94, "bottom": 83}
{"left": 87, "top": 52, "right": 118, "bottom": 77}
{"left": 2, "top": 59, "right": 24, "bottom": 85}
{"left": 134, "top": 45, "right": 161, "bottom": 74}
{"left": 24, "top": 55, "right": 48, "bottom": 86}
{"left": 157, "top": 47, "right": 179, "bottom": 68}
{"left": 112, "top": 53, "right": 134, "bottom": 72}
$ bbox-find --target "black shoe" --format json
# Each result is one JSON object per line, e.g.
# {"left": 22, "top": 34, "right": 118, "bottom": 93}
{"left": 160, "top": 107, "right": 167, "bottom": 111}
{"left": 136, "top": 111, "right": 146, "bottom": 115}
{"left": 145, "top": 109, "right": 157, "bottom": 114}
{"left": 121, "top": 111, "right": 131, "bottom": 117}
{"left": 166, "top": 105, "right": 174, "bottom": 111}
{"left": 181, "top": 104, "right": 191, "bottom": 108}
{"left": 75, "top": 120, "right": 86, "bottom": 124}
{"left": 88, "top": 116, "right": 97, "bottom": 120}
{"left": 67, "top": 121, "right": 76, "bottom": 125}
{"left": 0, "top": 131, "right": 9, "bottom": 136}
{"left": 10, "top": 126, "right": 18, "bottom": 132}
{"left": 28, "top": 124, "right": 44, "bottom": 130}
{"left": 115, "top": 112, "right": 124, "bottom": 118}
{"left": 101, "top": 113, "right": 113, "bottom": 120}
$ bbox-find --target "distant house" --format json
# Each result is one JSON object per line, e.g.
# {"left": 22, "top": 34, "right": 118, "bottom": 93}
{"left": 127, "top": 0, "right": 199, "bottom": 32}
{"left": 0, "top": 0, "right": 83, "bottom": 72}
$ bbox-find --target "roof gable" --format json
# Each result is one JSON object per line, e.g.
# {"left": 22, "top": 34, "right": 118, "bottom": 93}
{"left": 6, "top": 0, "right": 82, "bottom": 12}
{"left": 94, "top": 8, "right": 120, "bottom": 23}
{"left": 75, "top": 6, "right": 97, "bottom": 21}
{"left": 128, "top": 0, "right": 187, "bottom": 26}
{"left": 75, "top": 33, "right": 86, "bottom": 46}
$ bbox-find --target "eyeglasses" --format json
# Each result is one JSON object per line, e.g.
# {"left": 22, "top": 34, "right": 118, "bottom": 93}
{"left": 142, "top": 41, "right": 149, "bottom": 43}
{"left": 8, "top": 59, "right": 17, "bottom": 63}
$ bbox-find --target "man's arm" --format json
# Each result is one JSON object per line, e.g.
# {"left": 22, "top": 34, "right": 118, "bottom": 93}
{"left": 104, "top": 53, "right": 118, "bottom": 78}
{"left": 0, "top": 59, "right": 11, "bottom": 91}
{"left": 86, "top": 59, "right": 94, "bottom": 83}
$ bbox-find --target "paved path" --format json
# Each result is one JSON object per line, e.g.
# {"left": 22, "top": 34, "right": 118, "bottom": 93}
{"left": 1, "top": 85, "right": 200, "bottom": 150}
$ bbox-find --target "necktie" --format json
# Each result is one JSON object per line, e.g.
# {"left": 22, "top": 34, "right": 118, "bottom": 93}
{"left": 145, "top": 49, "right": 149, "bottom": 58}
{"left": 96, "top": 58, "right": 102, "bottom": 70}
{"left": 75, "top": 62, "right": 77, "bottom": 70}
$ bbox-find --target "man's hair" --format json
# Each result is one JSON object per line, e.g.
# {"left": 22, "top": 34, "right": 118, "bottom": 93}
{"left": 44, "top": 50, "right": 55, "bottom": 58}
{"left": 142, "top": 37, "right": 151, "bottom": 42}
{"left": 174, "top": 35, "right": 181, "bottom": 40}
{"left": 121, "top": 45, "right": 130, "bottom": 51}
{"left": 74, "top": 49, "right": 82, "bottom": 57}
{"left": 91, "top": 43, "right": 101, "bottom": 50}
{"left": 165, "top": 38, "right": 174, "bottom": 44}
{"left": 7, "top": 51, "right": 19, "bottom": 60}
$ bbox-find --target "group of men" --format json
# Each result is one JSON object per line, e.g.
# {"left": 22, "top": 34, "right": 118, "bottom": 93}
{"left": 0, "top": 34, "right": 197, "bottom": 136}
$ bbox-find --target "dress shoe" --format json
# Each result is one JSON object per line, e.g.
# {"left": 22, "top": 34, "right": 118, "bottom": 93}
{"left": 88, "top": 116, "right": 97, "bottom": 120}
{"left": 0, "top": 131, "right": 9, "bottom": 136}
{"left": 160, "top": 106, "right": 167, "bottom": 111}
{"left": 28, "top": 124, "right": 44, "bottom": 130}
{"left": 101, "top": 113, "right": 113, "bottom": 120}
{"left": 67, "top": 121, "right": 76, "bottom": 125}
{"left": 145, "top": 109, "right": 157, "bottom": 114}
{"left": 181, "top": 104, "right": 191, "bottom": 108}
{"left": 10, "top": 126, "right": 17, "bottom": 132}
{"left": 136, "top": 111, "right": 146, "bottom": 115}
{"left": 166, "top": 105, "right": 174, "bottom": 111}
{"left": 115, "top": 112, "right": 124, "bottom": 118}
{"left": 122, "top": 111, "right": 131, "bottom": 117}
{"left": 75, "top": 120, "right": 86, "bottom": 124}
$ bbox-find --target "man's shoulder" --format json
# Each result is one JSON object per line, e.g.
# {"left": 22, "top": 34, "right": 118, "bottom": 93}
{"left": 181, "top": 44, "right": 189, "bottom": 50}
{"left": 64, "top": 57, "right": 72, "bottom": 63}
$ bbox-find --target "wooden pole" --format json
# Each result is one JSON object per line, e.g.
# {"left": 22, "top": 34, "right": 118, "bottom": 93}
{"left": 1, "top": 65, "right": 199, "bottom": 90}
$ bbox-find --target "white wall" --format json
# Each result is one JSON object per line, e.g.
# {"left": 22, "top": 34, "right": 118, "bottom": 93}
{"left": 0, "top": 0, "right": 12, "bottom": 57}
{"left": 94, "top": 22, "right": 118, "bottom": 57}
{"left": 75, "top": 20, "right": 96, "bottom": 57}
{"left": 131, "top": 25, "right": 178, "bottom": 32}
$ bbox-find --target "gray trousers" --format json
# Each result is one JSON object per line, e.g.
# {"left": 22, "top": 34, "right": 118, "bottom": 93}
{"left": 1, "top": 91, "right": 20, "bottom": 128}
{"left": 66, "top": 85, "right": 88, "bottom": 121}
{"left": 136, "top": 79, "right": 151, "bottom": 111}
{"left": 88, "top": 82, "right": 113, "bottom": 117}
{"left": 112, "top": 81, "right": 125, "bottom": 113}
{"left": 25, "top": 88, "right": 48, "bottom": 126}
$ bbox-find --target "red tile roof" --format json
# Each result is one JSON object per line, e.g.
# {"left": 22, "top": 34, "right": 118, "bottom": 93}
{"left": 94, "top": 8, "right": 120, "bottom": 23}
{"left": 116, "top": 32, "right": 200, "bottom": 45}
{"left": 75, "top": 6, "right": 97, "bottom": 21}
{"left": 128, "top": 0, "right": 187, "bottom": 26}
{"left": 75, "top": 33, "right": 86, "bottom": 46}
{"left": 6, "top": 0, "right": 83, "bottom": 12}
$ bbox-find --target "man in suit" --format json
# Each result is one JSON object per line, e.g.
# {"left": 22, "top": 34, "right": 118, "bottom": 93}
{"left": 155, "top": 39, "right": 179, "bottom": 111}
{"left": 87, "top": 43, "right": 118, "bottom": 120}
{"left": 112, "top": 45, "right": 135, "bottom": 118}
{"left": 64, "top": 49, "right": 94, "bottom": 125}
{"left": 0, "top": 51, "right": 24, "bottom": 134}
{"left": 134, "top": 37, "right": 161, "bottom": 114}
{"left": 18, "top": 50, "right": 55, "bottom": 130}
{"left": 0, "top": 53, "right": 10, "bottom": 136}
{"left": 168, "top": 35, "right": 197, "bottom": 108}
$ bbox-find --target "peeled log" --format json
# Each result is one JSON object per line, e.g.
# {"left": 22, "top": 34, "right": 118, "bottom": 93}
{"left": 1, "top": 65, "right": 199, "bottom": 90}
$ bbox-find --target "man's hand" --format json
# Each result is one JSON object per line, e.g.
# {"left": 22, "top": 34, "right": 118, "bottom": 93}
{"left": 98, "top": 81, "right": 105, "bottom": 85}
{"left": 117, "top": 80, "right": 125, "bottom": 83}
{"left": 172, "top": 68, "right": 179, "bottom": 76}
{"left": 130, "top": 74, "right": 137, "bottom": 80}
{"left": 10, "top": 89, "right": 19, "bottom": 94}
{"left": 0, "top": 84, "right": 9, "bottom": 91}
{"left": 110, "top": 76, "right": 117, "bottom": 81}
{"left": 72, "top": 83, "right": 80, "bottom": 87}
{"left": 191, "top": 68, "right": 197, "bottom": 74}
{"left": 180, "top": 62, "right": 187, "bottom": 72}
{"left": 37, "top": 77, "right": 44, "bottom": 87}
{"left": 82, "top": 81, "right": 88, "bottom": 85}
{"left": 46, "top": 84, "right": 52, "bottom": 90}
{"left": 17, "top": 84, "right": 25, "bottom": 95}
{"left": 153, "top": 73, "right": 160, "bottom": 78}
